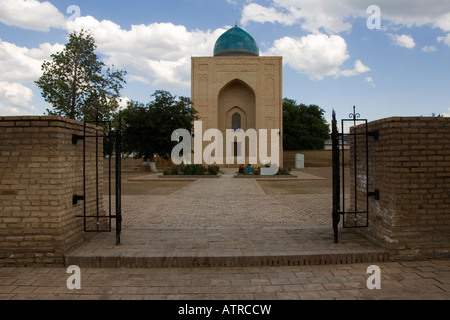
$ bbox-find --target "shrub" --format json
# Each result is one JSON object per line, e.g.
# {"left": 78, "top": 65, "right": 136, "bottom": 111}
{"left": 181, "top": 165, "right": 192, "bottom": 175}
{"left": 182, "top": 164, "right": 205, "bottom": 175}
{"left": 194, "top": 164, "right": 205, "bottom": 175}
{"left": 162, "top": 167, "right": 179, "bottom": 175}
{"left": 207, "top": 165, "right": 220, "bottom": 176}
{"left": 168, "top": 166, "right": 180, "bottom": 175}
{"left": 276, "top": 167, "right": 292, "bottom": 176}
{"left": 262, "top": 161, "right": 271, "bottom": 168}
{"left": 164, "top": 164, "right": 222, "bottom": 176}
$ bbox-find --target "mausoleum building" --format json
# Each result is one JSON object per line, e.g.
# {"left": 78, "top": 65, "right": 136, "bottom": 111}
{"left": 191, "top": 26, "right": 283, "bottom": 167}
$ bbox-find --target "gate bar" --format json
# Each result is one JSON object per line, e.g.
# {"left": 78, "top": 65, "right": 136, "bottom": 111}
{"left": 332, "top": 107, "right": 380, "bottom": 243}
{"left": 332, "top": 110, "right": 340, "bottom": 243}
{"left": 115, "top": 116, "right": 122, "bottom": 245}
{"left": 73, "top": 120, "right": 122, "bottom": 242}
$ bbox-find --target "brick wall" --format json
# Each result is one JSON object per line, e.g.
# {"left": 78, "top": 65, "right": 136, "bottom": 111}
{"left": 350, "top": 117, "right": 450, "bottom": 260}
{"left": 105, "top": 155, "right": 173, "bottom": 171}
{"left": 284, "top": 150, "right": 350, "bottom": 168}
{"left": 0, "top": 116, "right": 103, "bottom": 266}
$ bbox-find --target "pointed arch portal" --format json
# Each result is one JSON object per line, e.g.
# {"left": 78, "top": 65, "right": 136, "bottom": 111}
{"left": 218, "top": 79, "right": 256, "bottom": 162}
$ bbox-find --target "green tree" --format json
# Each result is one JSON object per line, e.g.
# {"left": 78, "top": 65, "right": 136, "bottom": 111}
{"left": 121, "top": 90, "right": 198, "bottom": 171}
{"left": 35, "top": 29, "right": 126, "bottom": 121}
{"left": 283, "top": 98, "right": 330, "bottom": 150}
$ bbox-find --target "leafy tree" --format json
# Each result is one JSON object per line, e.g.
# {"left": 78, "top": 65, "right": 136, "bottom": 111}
{"left": 283, "top": 98, "right": 330, "bottom": 150}
{"left": 35, "top": 29, "right": 126, "bottom": 122}
{"left": 120, "top": 90, "right": 198, "bottom": 171}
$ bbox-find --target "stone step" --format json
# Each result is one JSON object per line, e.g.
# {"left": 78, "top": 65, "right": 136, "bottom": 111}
{"left": 64, "top": 228, "right": 390, "bottom": 269}
{"left": 64, "top": 251, "right": 389, "bottom": 268}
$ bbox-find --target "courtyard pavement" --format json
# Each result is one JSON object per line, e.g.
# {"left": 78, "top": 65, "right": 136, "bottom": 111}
{"left": 1, "top": 169, "right": 450, "bottom": 301}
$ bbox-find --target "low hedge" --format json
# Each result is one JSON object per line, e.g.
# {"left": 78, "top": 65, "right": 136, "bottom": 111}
{"left": 163, "top": 164, "right": 220, "bottom": 176}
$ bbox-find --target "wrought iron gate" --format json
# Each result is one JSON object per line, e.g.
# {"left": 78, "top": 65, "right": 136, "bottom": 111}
{"left": 332, "top": 107, "right": 379, "bottom": 243}
{"left": 72, "top": 119, "right": 122, "bottom": 245}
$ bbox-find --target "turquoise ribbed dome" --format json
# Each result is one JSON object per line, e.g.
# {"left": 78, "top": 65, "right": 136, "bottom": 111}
{"left": 214, "top": 26, "right": 259, "bottom": 57}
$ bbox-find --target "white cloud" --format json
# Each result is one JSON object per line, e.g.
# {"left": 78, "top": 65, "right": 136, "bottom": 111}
{"left": 438, "top": 34, "right": 450, "bottom": 46}
{"left": 117, "top": 97, "right": 131, "bottom": 111}
{"left": 388, "top": 34, "right": 416, "bottom": 49}
{"left": 421, "top": 45, "right": 437, "bottom": 52}
{"left": 241, "top": 0, "right": 450, "bottom": 34}
{"left": 433, "top": 12, "right": 450, "bottom": 31}
{"left": 443, "top": 108, "right": 450, "bottom": 117}
{"left": 0, "top": 0, "right": 66, "bottom": 32}
{"left": 0, "top": 13, "right": 227, "bottom": 111}
{"left": 241, "top": 3, "right": 297, "bottom": 26}
{"left": 0, "top": 39, "right": 63, "bottom": 115}
{"left": 266, "top": 34, "right": 370, "bottom": 80}
{"left": 0, "top": 81, "right": 37, "bottom": 115}
{"left": 340, "top": 60, "right": 371, "bottom": 77}
{"left": 241, "top": 1, "right": 353, "bottom": 33}
{"left": 0, "top": 39, "right": 64, "bottom": 82}
{"left": 380, "top": 2, "right": 450, "bottom": 31}
{"left": 127, "top": 75, "right": 151, "bottom": 85}
{"left": 67, "top": 17, "right": 226, "bottom": 89}
{"left": 365, "top": 77, "right": 376, "bottom": 87}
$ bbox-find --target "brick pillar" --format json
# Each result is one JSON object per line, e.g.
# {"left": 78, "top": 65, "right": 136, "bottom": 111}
{"left": 0, "top": 116, "right": 103, "bottom": 266}
{"left": 351, "top": 117, "right": 450, "bottom": 260}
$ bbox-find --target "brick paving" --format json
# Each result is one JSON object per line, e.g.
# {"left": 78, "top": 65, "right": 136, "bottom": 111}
{"left": 1, "top": 260, "right": 450, "bottom": 300}
{"left": 65, "top": 171, "right": 387, "bottom": 268}
{"left": 2, "top": 169, "right": 450, "bottom": 300}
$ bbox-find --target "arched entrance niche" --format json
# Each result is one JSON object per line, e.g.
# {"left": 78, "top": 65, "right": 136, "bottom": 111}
{"left": 228, "top": 107, "right": 246, "bottom": 159}
{"left": 218, "top": 79, "right": 255, "bottom": 132}
{"left": 232, "top": 112, "right": 242, "bottom": 131}
{"left": 227, "top": 107, "right": 246, "bottom": 131}
{"left": 218, "top": 79, "right": 256, "bottom": 164}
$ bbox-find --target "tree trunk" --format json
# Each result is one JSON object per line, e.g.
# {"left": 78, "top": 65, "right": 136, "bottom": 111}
{"left": 70, "top": 61, "right": 78, "bottom": 120}
{"left": 142, "top": 154, "right": 158, "bottom": 173}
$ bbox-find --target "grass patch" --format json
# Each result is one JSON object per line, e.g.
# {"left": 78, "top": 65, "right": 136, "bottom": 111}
{"left": 257, "top": 180, "right": 331, "bottom": 195}
{"left": 104, "top": 172, "right": 194, "bottom": 195}
{"left": 120, "top": 181, "right": 194, "bottom": 195}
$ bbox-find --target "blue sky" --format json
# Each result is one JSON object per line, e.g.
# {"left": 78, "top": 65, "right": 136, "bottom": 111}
{"left": 1, "top": 0, "right": 450, "bottom": 123}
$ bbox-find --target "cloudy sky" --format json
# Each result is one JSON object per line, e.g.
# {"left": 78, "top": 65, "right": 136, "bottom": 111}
{"left": 1, "top": 0, "right": 450, "bottom": 122}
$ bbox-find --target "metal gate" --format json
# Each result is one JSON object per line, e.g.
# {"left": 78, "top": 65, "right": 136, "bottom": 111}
{"left": 72, "top": 119, "right": 122, "bottom": 245}
{"left": 332, "top": 107, "right": 379, "bottom": 243}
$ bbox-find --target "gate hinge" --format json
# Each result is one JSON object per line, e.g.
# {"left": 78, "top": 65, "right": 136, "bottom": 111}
{"left": 73, "top": 195, "right": 85, "bottom": 205}
{"left": 368, "top": 190, "right": 380, "bottom": 200}
{"left": 72, "top": 134, "right": 85, "bottom": 145}
{"left": 367, "top": 130, "right": 379, "bottom": 140}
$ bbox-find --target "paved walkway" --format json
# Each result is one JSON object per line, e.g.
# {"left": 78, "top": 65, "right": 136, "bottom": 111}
{"left": 1, "top": 260, "right": 450, "bottom": 300}
{"left": 2, "top": 169, "right": 450, "bottom": 300}
{"left": 65, "top": 170, "right": 387, "bottom": 268}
